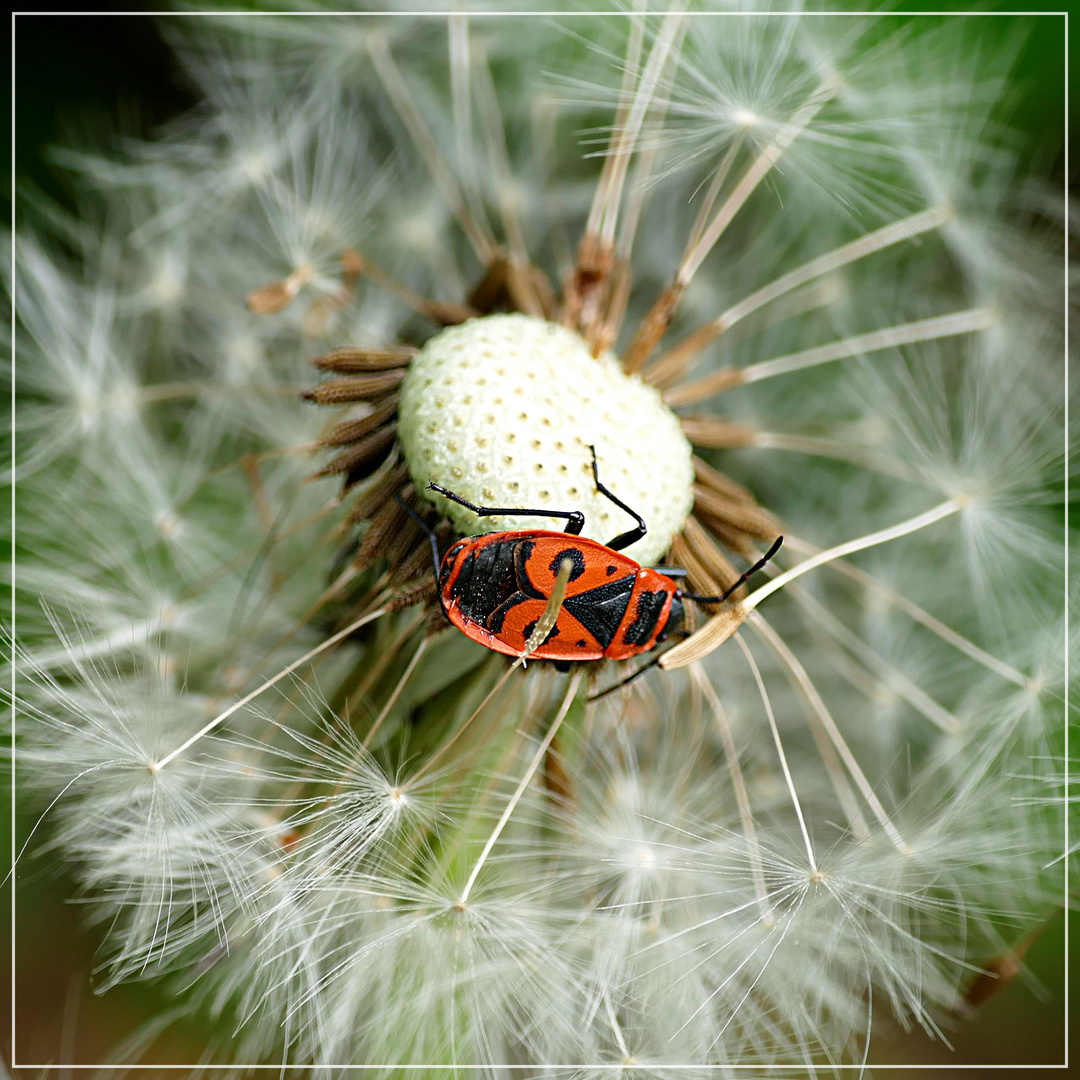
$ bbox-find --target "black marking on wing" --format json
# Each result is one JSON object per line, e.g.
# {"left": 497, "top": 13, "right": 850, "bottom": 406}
{"left": 487, "top": 591, "right": 531, "bottom": 634}
{"left": 548, "top": 546, "right": 586, "bottom": 583}
{"left": 451, "top": 541, "right": 519, "bottom": 623}
{"left": 513, "top": 540, "right": 545, "bottom": 599}
{"left": 623, "top": 589, "right": 669, "bottom": 647}
{"left": 563, "top": 575, "right": 636, "bottom": 648}
{"left": 522, "top": 617, "right": 561, "bottom": 644}
{"left": 605, "top": 564, "right": 619, "bottom": 577}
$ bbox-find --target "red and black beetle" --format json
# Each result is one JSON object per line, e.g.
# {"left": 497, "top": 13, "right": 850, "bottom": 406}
{"left": 400, "top": 447, "right": 781, "bottom": 672}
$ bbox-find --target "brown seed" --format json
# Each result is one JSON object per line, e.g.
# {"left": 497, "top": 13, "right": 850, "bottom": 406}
{"left": 346, "top": 463, "right": 410, "bottom": 525}
{"left": 351, "top": 497, "right": 409, "bottom": 573}
{"left": 964, "top": 951, "right": 1024, "bottom": 1010}
{"left": 303, "top": 369, "right": 407, "bottom": 405}
{"left": 246, "top": 281, "right": 296, "bottom": 315}
{"left": 387, "top": 577, "right": 438, "bottom": 613}
{"left": 246, "top": 264, "right": 314, "bottom": 314}
{"left": 692, "top": 484, "right": 780, "bottom": 542}
{"left": 664, "top": 369, "right": 746, "bottom": 407}
{"left": 322, "top": 397, "right": 400, "bottom": 447}
{"left": 693, "top": 455, "right": 761, "bottom": 506}
{"left": 680, "top": 416, "right": 757, "bottom": 448}
{"left": 311, "top": 424, "right": 398, "bottom": 481}
{"left": 311, "top": 346, "right": 416, "bottom": 373}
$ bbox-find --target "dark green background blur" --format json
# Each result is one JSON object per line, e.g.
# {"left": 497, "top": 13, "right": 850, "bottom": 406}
{"left": 8, "top": 7, "right": 1073, "bottom": 1074}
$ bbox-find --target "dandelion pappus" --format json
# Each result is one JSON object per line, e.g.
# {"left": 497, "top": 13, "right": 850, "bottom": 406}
{"left": 400, "top": 446, "right": 782, "bottom": 673}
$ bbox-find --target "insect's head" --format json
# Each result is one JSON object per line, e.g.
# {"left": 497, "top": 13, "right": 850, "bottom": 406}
{"left": 656, "top": 592, "right": 685, "bottom": 643}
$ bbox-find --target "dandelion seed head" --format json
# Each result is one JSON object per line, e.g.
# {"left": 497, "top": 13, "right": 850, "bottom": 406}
{"left": 399, "top": 313, "right": 693, "bottom": 562}
{"left": 12, "top": 7, "right": 1064, "bottom": 1073}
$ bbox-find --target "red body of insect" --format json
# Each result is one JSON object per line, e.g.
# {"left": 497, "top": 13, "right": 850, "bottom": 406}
{"left": 400, "top": 445, "right": 781, "bottom": 673}
{"left": 437, "top": 530, "right": 684, "bottom": 662}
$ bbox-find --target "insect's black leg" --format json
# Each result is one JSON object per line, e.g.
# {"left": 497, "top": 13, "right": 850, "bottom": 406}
{"left": 427, "top": 483, "right": 585, "bottom": 535}
{"left": 682, "top": 536, "right": 785, "bottom": 606}
{"left": 395, "top": 495, "right": 443, "bottom": 583}
{"left": 586, "top": 643, "right": 685, "bottom": 702}
{"left": 588, "top": 445, "right": 647, "bottom": 552}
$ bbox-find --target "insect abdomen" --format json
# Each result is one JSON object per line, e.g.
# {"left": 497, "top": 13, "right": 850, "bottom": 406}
{"left": 445, "top": 538, "right": 520, "bottom": 624}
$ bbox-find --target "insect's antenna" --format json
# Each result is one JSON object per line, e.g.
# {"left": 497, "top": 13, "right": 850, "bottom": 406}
{"left": 682, "top": 536, "right": 784, "bottom": 606}
{"left": 396, "top": 494, "right": 442, "bottom": 581}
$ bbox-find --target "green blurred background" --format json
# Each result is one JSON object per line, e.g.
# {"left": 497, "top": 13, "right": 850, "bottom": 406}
{"left": 7, "top": 6, "right": 1073, "bottom": 1074}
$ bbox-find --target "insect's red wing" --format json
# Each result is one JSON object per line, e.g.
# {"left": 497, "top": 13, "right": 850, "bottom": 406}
{"left": 440, "top": 531, "right": 651, "bottom": 662}
{"left": 493, "top": 596, "right": 608, "bottom": 660}
{"left": 605, "top": 568, "right": 677, "bottom": 660}
{"left": 517, "top": 533, "right": 640, "bottom": 597}
{"left": 446, "top": 597, "right": 606, "bottom": 660}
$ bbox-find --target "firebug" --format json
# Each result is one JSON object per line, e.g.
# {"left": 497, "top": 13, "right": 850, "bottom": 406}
{"left": 401, "top": 447, "right": 782, "bottom": 673}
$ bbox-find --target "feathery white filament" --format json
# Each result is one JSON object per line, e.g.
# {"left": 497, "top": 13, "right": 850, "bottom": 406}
{"left": 678, "top": 77, "right": 839, "bottom": 286}
{"left": 459, "top": 671, "right": 583, "bottom": 905}
{"left": 715, "top": 206, "right": 951, "bottom": 332}
{"left": 153, "top": 608, "right": 386, "bottom": 770}
{"left": 591, "top": 8, "right": 685, "bottom": 245}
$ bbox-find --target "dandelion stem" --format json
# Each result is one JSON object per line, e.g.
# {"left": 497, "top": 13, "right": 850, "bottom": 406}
{"left": 361, "top": 635, "right": 429, "bottom": 750}
{"left": 740, "top": 431, "right": 922, "bottom": 483}
{"left": 745, "top": 497, "right": 965, "bottom": 614}
{"left": 402, "top": 661, "right": 521, "bottom": 791}
{"left": 690, "top": 665, "right": 772, "bottom": 917}
{"left": 458, "top": 670, "right": 583, "bottom": 905}
{"left": 153, "top": 608, "right": 387, "bottom": 770}
{"left": 338, "top": 610, "right": 427, "bottom": 734}
{"left": 583, "top": 11, "right": 645, "bottom": 243}
{"left": 749, "top": 614, "right": 871, "bottom": 841}
{"left": 595, "top": 7, "right": 685, "bottom": 247}
{"left": 734, "top": 635, "right": 816, "bottom": 872}
{"left": 664, "top": 309, "right": 992, "bottom": 405}
{"left": 738, "top": 309, "right": 993, "bottom": 386}
{"left": 617, "top": 133, "right": 664, "bottom": 262}
{"left": 473, "top": 41, "right": 533, "bottom": 276}
{"left": 795, "top": 588, "right": 961, "bottom": 736}
{"left": 602, "top": 986, "right": 632, "bottom": 1062}
{"left": 660, "top": 497, "right": 964, "bottom": 669}
{"left": 684, "top": 132, "right": 746, "bottom": 257}
{"left": 676, "top": 78, "right": 838, "bottom": 287}
{"left": 367, "top": 32, "right": 496, "bottom": 262}
{"left": 751, "top": 613, "right": 909, "bottom": 852}
{"left": 644, "top": 205, "right": 950, "bottom": 385}
{"left": 725, "top": 205, "right": 948, "bottom": 326}
{"left": 449, "top": 15, "right": 496, "bottom": 254}
{"left": 679, "top": 420, "right": 922, "bottom": 482}
{"left": 624, "top": 70, "right": 832, "bottom": 372}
